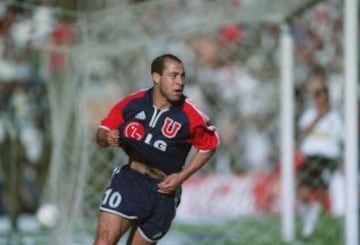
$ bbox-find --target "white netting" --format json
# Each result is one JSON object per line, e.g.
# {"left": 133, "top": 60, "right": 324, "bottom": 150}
{"left": 0, "top": 0, "right": 347, "bottom": 244}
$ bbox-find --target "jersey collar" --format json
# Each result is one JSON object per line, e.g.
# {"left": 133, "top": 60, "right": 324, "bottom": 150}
{"left": 147, "top": 87, "right": 186, "bottom": 110}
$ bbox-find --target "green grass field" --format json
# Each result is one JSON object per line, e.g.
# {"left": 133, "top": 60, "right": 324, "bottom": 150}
{"left": 0, "top": 214, "right": 344, "bottom": 245}
{"left": 170, "top": 214, "right": 343, "bottom": 245}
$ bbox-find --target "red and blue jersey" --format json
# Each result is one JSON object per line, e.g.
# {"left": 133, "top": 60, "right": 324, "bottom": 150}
{"left": 99, "top": 87, "right": 219, "bottom": 174}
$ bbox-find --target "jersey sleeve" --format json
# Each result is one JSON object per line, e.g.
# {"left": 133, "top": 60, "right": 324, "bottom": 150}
{"left": 298, "top": 109, "right": 313, "bottom": 130}
{"left": 189, "top": 122, "right": 219, "bottom": 151}
{"left": 184, "top": 99, "right": 220, "bottom": 151}
{"left": 99, "top": 90, "right": 146, "bottom": 130}
{"left": 99, "top": 101, "right": 125, "bottom": 131}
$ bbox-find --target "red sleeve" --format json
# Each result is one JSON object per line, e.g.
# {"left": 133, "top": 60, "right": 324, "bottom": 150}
{"left": 99, "top": 90, "right": 146, "bottom": 130}
{"left": 183, "top": 99, "right": 220, "bottom": 151}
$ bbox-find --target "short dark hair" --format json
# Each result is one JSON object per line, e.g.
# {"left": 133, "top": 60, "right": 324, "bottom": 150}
{"left": 151, "top": 54, "right": 182, "bottom": 75}
{"left": 310, "top": 65, "right": 326, "bottom": 80}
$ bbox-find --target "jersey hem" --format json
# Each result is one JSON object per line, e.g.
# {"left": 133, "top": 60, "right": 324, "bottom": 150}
{"left": 98, "top": 125, "right": 110, "bottom": 131}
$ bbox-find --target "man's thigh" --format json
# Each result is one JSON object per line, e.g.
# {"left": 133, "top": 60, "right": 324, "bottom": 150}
{"left": 95, "top": 211, "right": 135, "bottom": 243}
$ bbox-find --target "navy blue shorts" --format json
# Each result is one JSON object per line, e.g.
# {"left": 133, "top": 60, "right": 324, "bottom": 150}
{"left": 99, "top": 165, "right": 180, "bottom": 242}
{"left": 298, "top": 155, "right": 338, "bottom": 189}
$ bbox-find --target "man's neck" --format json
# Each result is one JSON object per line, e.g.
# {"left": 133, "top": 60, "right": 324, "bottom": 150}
{"left": 152, "top": 90, "right": 171, "bottom": 110}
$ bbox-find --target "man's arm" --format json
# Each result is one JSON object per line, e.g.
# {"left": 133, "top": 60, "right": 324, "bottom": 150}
{"left": 96, "top": 127, "right": 121, "bottom": 147}
{"left": 178, "top": 149, "right": 215, "bottom": 181}
{"left": 157, "top": 149, "right": 215, "bottom": 194}
{"left": 300, "top": 108, "right": 329, "bottom": 137}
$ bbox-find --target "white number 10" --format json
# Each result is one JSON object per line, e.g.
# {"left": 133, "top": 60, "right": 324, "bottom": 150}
{"left": 102, "top": 188, "right": 122, "bottom": 208}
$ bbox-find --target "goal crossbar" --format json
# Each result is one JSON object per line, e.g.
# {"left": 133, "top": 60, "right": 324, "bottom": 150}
{"left": 77, "top": 0, "right": 324, "bottom": 55}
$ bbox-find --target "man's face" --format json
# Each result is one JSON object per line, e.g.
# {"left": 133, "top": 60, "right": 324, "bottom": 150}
{"left": 313, "top": 89, "right": 329, "bottom": 106}
{"left": 154, "top": 59, "right": 185, "bottom": 103}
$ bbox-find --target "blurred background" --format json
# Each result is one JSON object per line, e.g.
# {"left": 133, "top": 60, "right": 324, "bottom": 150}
{"left": 0, "top": 0, "right": 357, "bottom": 244}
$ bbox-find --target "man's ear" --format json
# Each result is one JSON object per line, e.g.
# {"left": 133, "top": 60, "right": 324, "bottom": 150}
{"left": 152, "top": 73, "right": 161, "bottom": 85}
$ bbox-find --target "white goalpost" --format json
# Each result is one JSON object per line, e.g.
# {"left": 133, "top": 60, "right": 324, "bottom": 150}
{"left": 279, "top": 22, "right": 295, "bottom": 242}
{"left": 343, "top": 1, "right": 359, "bottom": 245}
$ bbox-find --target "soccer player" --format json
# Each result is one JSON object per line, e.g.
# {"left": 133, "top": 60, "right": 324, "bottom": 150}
{"left": 297, "top": 82, "right": 343, "bottom": 239}
{"left": 93, "top": 54, "right": 219, "bottom": 245}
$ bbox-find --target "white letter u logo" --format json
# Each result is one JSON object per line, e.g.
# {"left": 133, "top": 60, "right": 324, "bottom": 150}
{"left": 162, "top": 117, "right": 181, "bottom": 138}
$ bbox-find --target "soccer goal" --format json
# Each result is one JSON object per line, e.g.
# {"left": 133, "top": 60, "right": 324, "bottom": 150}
{"left": 39, "top": 0, "right": 358, "bottom": 244}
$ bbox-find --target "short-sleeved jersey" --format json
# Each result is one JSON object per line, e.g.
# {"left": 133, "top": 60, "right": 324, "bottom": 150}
{"left": 99, "top": 87, "right": 219, "bottom": 174}
{"left": 298, "top": 108, "right": 343, "bottom": 159}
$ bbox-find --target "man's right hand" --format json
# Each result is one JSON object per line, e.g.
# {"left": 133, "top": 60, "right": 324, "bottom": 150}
{"left": 96, "top": 128, "right": 122, "bottom": 147}
{"left": 107, "top": 130, "right": 121, "bottom": 147}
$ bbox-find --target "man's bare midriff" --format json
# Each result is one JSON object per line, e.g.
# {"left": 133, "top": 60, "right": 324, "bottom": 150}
{"left": 129, "top": 159, "right": 167, "bottom": 180}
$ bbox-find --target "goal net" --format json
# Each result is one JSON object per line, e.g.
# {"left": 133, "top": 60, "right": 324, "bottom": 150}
{"left": 39, "top": 0, "right": 346, "bottom": 244}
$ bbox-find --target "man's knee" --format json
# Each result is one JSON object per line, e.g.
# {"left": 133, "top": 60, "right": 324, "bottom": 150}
{"left": 94, "top": 235, "right": 119, "bottom": 245}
